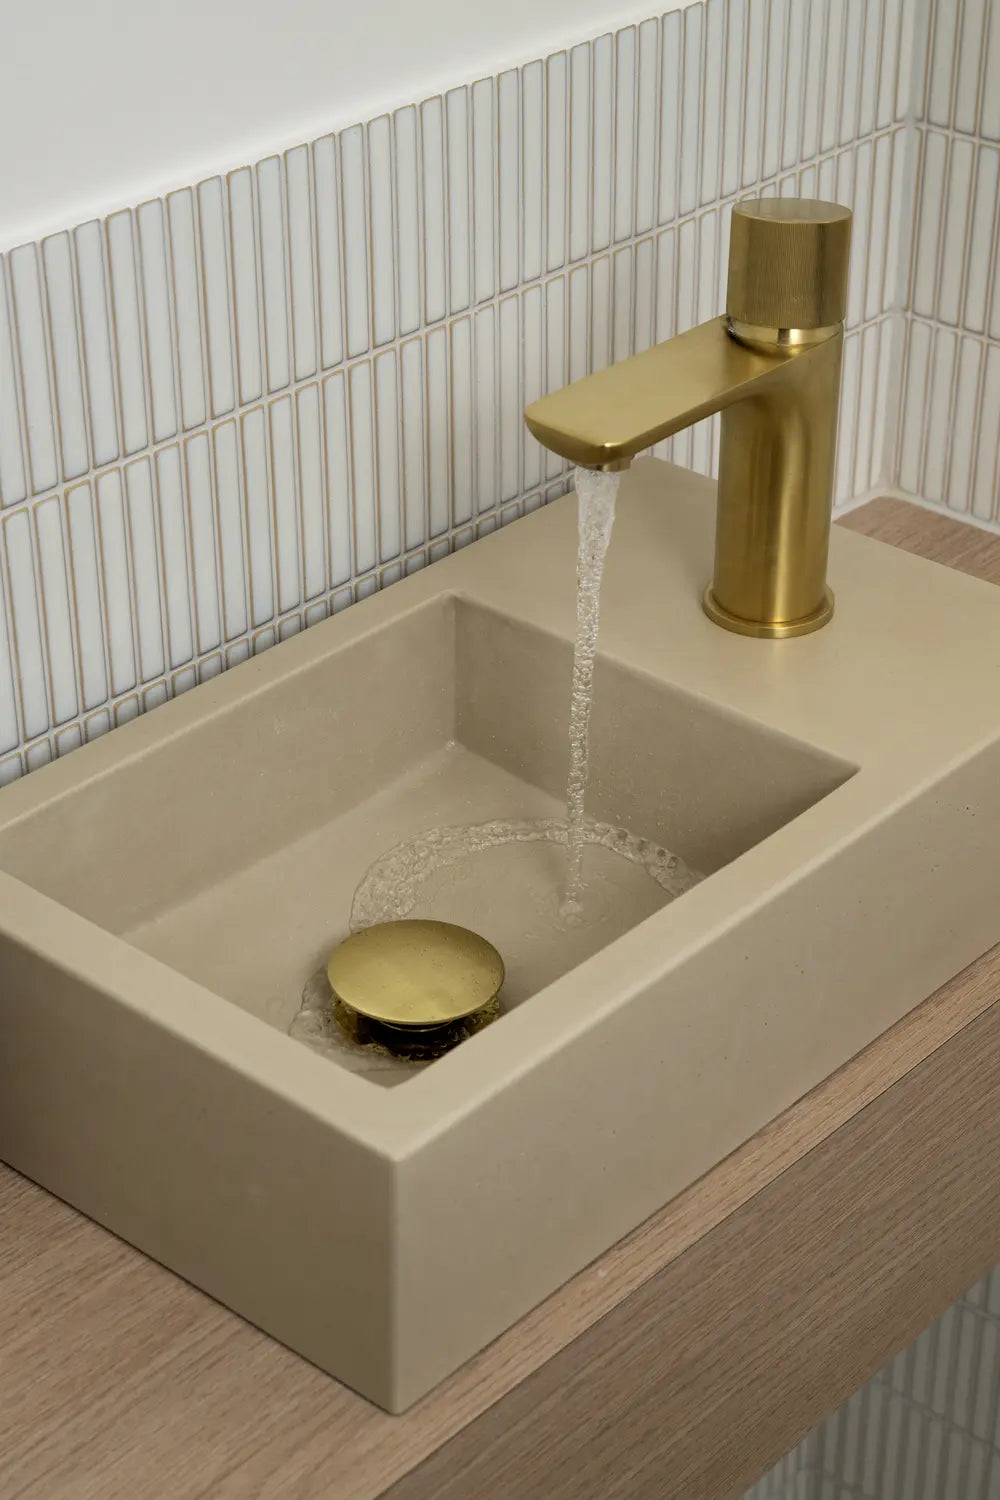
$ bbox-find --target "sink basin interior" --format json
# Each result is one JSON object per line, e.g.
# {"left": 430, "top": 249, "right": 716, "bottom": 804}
{"left": 0, "top": 593, "right": 854, "bottom": 1084}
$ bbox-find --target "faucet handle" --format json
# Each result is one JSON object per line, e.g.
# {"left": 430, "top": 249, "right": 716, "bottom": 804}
{"left": 726, "top": 198, "right": 852, "bottom": 332}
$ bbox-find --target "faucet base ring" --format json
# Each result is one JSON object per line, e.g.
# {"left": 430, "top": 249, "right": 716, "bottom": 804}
{"left": 702, "top": 585, "right": 835, "bottom": 639}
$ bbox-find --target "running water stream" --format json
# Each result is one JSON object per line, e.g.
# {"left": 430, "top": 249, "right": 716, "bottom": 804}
{"left": 560, "top": 466, "right": 620, "bottom": 920}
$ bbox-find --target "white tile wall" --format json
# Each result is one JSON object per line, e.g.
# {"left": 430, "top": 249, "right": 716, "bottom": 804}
{"left": 0, "top": 0, "right": 908, "bottom": 783}
{"left": 896, "top": 0, "right": 1000, "bottom": 521}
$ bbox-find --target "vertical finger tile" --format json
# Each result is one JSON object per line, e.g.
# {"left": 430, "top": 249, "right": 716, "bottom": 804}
{"left": 821, "top": 0, "right": 848, "bottom": 154}
{"left": 471, "top": 82, "right": 497, "bottom": 300}
{"left": 166, "top": 190, "right": 207, "bottom": 431}
{"left": 877, "top": 0, "right": 902, "bottom": 129}
{"left": 612, "top": 247, "right": 633, "bottom": 365}
{"left": 498, "top": 69, "right": 521, "bottom": 290}
{"left": 391, "top": 107, "right": 422, "bottom": 337}
{"left": 400, "top": 337, "right": 427, "bottom": 544}
{"left": 926, "top": 0, "right": 957, "bottom": 128}
{"left": 498, "top": 294, "right": 520, "bottom": 501}
{"left": 213, "top": 419, "right": 249, "bottom": 639}
{"left": 426, "top": 328, "right": 450, "bottom": 535}
{"left": 95, "top": 469, "right": 137, "bottom": 695}
{"left": 924, "top": 328, "right": 958, "bottom": 503}
{"left": 847, "top": 143, "right": 872, "bottom": 330}
{"left": 446, "top": 88, "right": 472, "bottom": 312}
{"left": 66, "top": 480, "right": 108, "bottom": 710}
{"left": 124, "top": 457, "right": 166, "bottom": 682}
{"left": 635, "top": 20, "right": 659, "bottom": 237}
{"left": 898, "top": 320, "right": 932, "bottom": 495}
{"left": 883, "top": 128, "right": 909, "bottom": 313}
{"left": 295, "top": 383, "right": 326, "bottom": 600}
{"left": 228, "top": 168, "right": 263, "bottom": 405}
{"left": 241, "top": 405, "right": 274, "bottom": 625}
{"left": 269, "top": 394, "right": 300, "bottom": 612}
{"left": 592, "top": 33, "right": 614, "bottom": 251}
{"left": 857, "top": 0, "right": 882, "bottom": 138}
{"left": 590, "top": 254, "right": 613, "bottom": 374}
{"left": 349, "top": 359, "right": 378, "bottom": 570}
{"left": 323, "top": 370, "right": 352, "bottom": 586}
{"left": 569, "top": 43, "right": 592, "bottom": 259}
{"left": 655, "top": 227, "right": 676, "bottom": 344}
{"left": 634, "top": 236, "right": 655, "bottom": 355}
{"left": 33, "top": 495, "right": 78, "bottom": 724}
{"left": 547, "top": 53, "right": 569, "bottom": 273}
{"left": 801, "top": 0, "right": 828, "bottom": 164}
{"left": 912, "top": 132, "right": 947, "bottom": 320}
{"left": 256, "top": 156, "right": 291, "bottom": 393}
{"left": 982, "top": 3, "right": 1000, "bottom": 139}
{"left": 421, "top": 100, "right": 448, "bottom": 323}
{"left": 868, "top": 316, "right": 898, "bottom": 491}
{"left": 947, "top": 337, "right": 982, "bottom": 514}
{"left": 835, "top": 330, "right": 860, "bottom": 503}
{"left": 313, "top": 135, "right": 345, "bottom": 370}
{"left": 0, "top": 260, "right": 27, "bottom": 507}
{"left": 973, "top": 345, "right": 1000, "bottom": 521}
{"left": 521, "top": 62, "right": 545, "bottom": 282}
{"left": 697, "top": 208, "right": 718, "bottom": 325}
{"left": 368, "top": 116, "right": 397, "bottom": 345}
{"left": 676, "top": 215, "right": 698, "bottom": 334}
{"left": 196, "top": 178, "right": 236, "bottom": 418}
{"left": 9, "top": 244, "right": 59, "bottom": 493}
{"left": 851, "top": 322, "right": 880, "bottom": 496}
{"left": 679, "top": 5, "right": 703, "bottom": 215}
{"left": 374, "top": 349, "right": 403, "bottom": 557}
{"left": 614, "top": 27, "right": 637, "bottom": 241}
{"left": 153, "top": 445, "right": 195, "bottom": 669}
{"left": 839, "top": 0, "right": 865, "bottom": 145}
{"left": 742, "top": 0, "right": 767, "bottom": 186}
{"left": 183, "top": 431, "right": 222, "bottom": 652}
{"left": 5, "top": 508, "right": 49, "bottom": 738}
{"left": 41, "top": 234, "right": 89, "bottom": 480}
{"left": 0, "top": 562, "right": 20, "bottom": 753}
{"left": 469, "top": 311, "right": 497, "bottom": 517}
{"left": 762, "top": 0, "right": 788, "bottom": 180}
{"left": 522, "top": 285, "right": 543, "bottom": 491}
{"left": 568, "top": 263, "right": 590, "bottom": 383}
{"left": 780, "top": 0, "right": 803, "bottom": 171}
{"left": 449, "top": 320, "right": 474, "bottom": 523}
{"left": 865, "top": 134, "right": 893, "bottom": 323}
{"left": 544, "top": 276, "right": 566, "bottom": 480}
{"left": 285, "top": 145, "right": 318, "bottom": 381}
{"left": 937, "top": 139, "right": 975, "bottom": 327}
{"left": 701, "top": 0, "right": 724, "bottom": 202}
{"left": 965, "top": 147, "right": 1000, "bottom": 335}
{"left": 136, "top": 200, "right": 178, "bottom": 444}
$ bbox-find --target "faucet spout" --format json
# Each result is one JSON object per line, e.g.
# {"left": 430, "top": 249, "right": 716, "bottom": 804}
{"left": 523, "top": 199, "right": 852, "bottom": 638}
{"left": 524, "top": 314, "right": 804, "bottom": 472}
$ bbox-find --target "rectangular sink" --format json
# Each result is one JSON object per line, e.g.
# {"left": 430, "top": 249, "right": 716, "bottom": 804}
{"left": 2, "top": 458, "right": 1000, "bottom": 1410}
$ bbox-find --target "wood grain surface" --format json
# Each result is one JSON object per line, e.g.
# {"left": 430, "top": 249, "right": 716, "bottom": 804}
{"left": 2, "top": 495, "right": 999, "bottom": 1500}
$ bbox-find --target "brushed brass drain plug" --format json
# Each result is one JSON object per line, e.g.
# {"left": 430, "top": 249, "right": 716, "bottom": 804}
{"left": 326, "top": 919, "right": 504, "bottom": 1061}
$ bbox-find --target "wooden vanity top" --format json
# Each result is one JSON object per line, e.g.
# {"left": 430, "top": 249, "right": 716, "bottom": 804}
{"left": 3, "top": 496, "right": 999, "bottom": 1500}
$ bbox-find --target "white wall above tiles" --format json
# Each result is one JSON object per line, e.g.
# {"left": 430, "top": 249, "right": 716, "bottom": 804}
{"left": 0, "top": 0, "right": 911, "bottom": 783}
{"left": 0, "top": 0, "right": 701, "bottom": 249}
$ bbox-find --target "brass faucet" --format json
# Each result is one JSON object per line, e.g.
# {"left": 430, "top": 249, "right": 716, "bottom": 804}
{"left": 524, "top": 199, "right": 853, "bottom": 638}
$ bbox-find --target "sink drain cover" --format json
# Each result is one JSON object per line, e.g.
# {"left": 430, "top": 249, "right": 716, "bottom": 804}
{"left": 326, "top": 919, "right": 504, "bottom": 1057}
